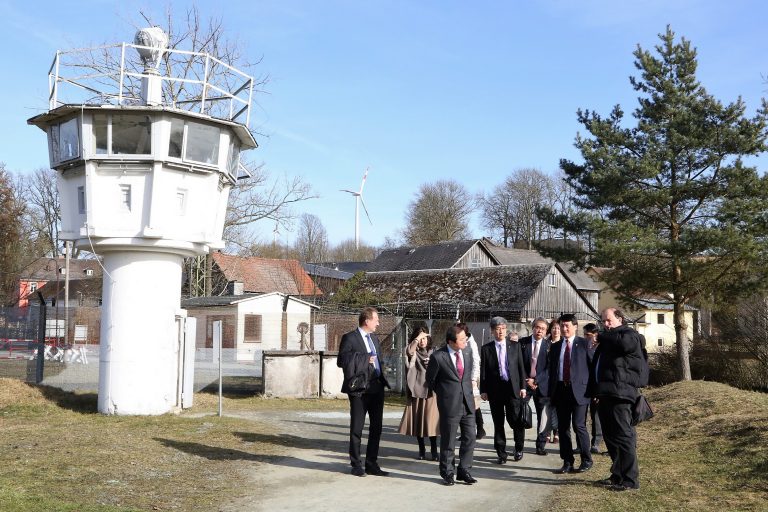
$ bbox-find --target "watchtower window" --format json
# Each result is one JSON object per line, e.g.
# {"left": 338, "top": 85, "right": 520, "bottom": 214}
{"left": 50, "top": 117, "right": 81, "bottom": 163}
{"left": 185, "top": 121, "right": 220, "bottom": 165}
{"left": 92, "top": 113, "right": 151, "bottom": 155}
{"left": 112, "top": 114, "right": 151, "bottom": 155}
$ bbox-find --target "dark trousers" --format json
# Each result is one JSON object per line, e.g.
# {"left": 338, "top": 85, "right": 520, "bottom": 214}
{"left": 554, "top": 382, "right": 591, "bottom": 464}
{"left": 598, "top": 396, "right": 639, "bottom": 488}
{"left": 590, "top": 398, "right": 603, "bottom": 449}
{"left": 489, "top": 393, "right": 525, "bottom": 458}
{"left": 439, "top": 402, "right": 476, "bottom": 476}
{"left": 530, "top": 391, "right": 548, "bottom": 450}
{"left": 347, "top": 387, "right": 384, "bottom": 469}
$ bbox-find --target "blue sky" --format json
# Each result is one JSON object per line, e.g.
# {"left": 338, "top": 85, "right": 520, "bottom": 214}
{"left": 2, "top": 1, "right": 767, "bottom": 248}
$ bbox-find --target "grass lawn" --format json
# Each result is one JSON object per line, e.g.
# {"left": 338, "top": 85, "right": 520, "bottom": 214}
{"left": 0, "top": 379, "right": 345, "bottom": 512}
{"left": 1, "top": 378, "right": 765, "bottom": 511}
{"left": 543, "top": 380, "right": 768, "bottom": 512}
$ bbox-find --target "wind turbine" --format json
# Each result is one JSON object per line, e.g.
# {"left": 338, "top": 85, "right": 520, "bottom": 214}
{"left": 272, "top": 221, "right": 280, "bottom": 245}
{"left": 340, "top": 167, "right": 373, "bottom": 250}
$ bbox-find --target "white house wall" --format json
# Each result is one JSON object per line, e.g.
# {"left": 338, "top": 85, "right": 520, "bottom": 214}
{"left": 638, "top": 310, "right": 695, "bottom": 353}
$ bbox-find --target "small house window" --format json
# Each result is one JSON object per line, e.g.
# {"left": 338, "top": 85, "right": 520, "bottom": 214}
{"left": 84, "top": 269, "right": 94, "bottom": 276}
{"left": 657, "top": 338, "right": 664, "bottom": 347}
{"left": 470, "top": 256, "right": 482, "bottom": 268}
{"left": 29, "top": 282, "right": 38, "bottom": 293}
{"left": 58, "top": 267, "right": 67, "bottom": 275}
{"left": 657, "top": 313, "right": 665, "bottom": 324}
{"left": 548, "top": 272, "right": 557, "bottom": 286}
{"left": 244, "top": 314, "right": 263, "bottom": 343}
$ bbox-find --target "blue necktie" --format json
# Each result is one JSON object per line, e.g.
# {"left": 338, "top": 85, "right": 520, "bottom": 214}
{"left": 367, "top": 334, "right": 380, "bottom": 376}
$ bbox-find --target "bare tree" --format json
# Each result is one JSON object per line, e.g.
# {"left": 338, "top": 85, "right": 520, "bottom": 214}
{"left": 329, "top": 239, "right": 377, "bottom": 262}
{"left": 223, "top": 162, "right": 316, "bottom": 252}
{"left": 480, "top": 169, "right": 555, "bottom": 248}
{"left": 294, "top": 213, "right": 329, "bottom": 263}
{"left": 403, "top": 180, "right": 475, "bottom": 245}
{"left": 21, "top": 168, "right": 69, "bottom": 258}
{"left": 0, "top": 165, "right": 32, "bottom": 304}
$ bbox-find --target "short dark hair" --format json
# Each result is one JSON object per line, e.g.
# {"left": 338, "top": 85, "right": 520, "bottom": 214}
{"left": 558, "top": 313, "right": 578, "bottom": 326}
{"left": 456, "top": 321, "right": 471, "bottom": 338}
{"left": 358, "top": 306, "right": 378, "bottom": 327}
{"left": 583, "top": 323, "right": 598, "bottom": 334}
{"left": 445, "top": 325, "right": 464, "bottom": 344}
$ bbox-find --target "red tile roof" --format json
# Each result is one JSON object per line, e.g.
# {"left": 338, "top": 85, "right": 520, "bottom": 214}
{"left": 212, "top": 253, "right": 323, "bottom": 296}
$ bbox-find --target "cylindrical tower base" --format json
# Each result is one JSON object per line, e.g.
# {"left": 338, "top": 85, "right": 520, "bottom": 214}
{"left": 98, "top": 251, "right": 183, "bottom": 415}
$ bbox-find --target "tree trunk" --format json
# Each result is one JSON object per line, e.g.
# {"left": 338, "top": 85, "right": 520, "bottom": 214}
{"left": 673, "top": 300, "right": 692, "bottom": 381}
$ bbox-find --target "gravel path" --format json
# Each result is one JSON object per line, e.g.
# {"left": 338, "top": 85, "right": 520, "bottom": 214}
{"left": 220, "top": 402, "right": 563, "bottom": 512}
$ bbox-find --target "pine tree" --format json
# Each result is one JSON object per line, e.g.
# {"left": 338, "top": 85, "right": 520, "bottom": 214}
{"left": 542, "top": 27, "right": 768, "bottom": 380}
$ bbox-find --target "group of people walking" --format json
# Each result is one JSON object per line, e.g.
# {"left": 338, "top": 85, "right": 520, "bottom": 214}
{"left": 336, "top": 306, "right": 647, "bottom": 491}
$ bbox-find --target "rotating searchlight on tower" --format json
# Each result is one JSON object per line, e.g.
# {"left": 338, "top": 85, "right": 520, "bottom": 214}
{"left": 28, "top": 28, "right": 257, "bottom": 415}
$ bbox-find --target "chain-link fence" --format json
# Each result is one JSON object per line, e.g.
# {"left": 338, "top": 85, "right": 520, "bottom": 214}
{"left": 1, "top": 301, "right": 585, "bottom": 397}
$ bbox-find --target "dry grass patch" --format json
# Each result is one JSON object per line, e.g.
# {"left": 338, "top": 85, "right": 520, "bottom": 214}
{"left": 0, "top": 379, "right": 297, "bottom": 511}
{"left": 543, "top": 381, "right": 768, "bottom": 512}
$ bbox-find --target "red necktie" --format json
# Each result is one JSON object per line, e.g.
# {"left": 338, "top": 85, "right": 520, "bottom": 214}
{"left": 563, "top": 340, "right": 571, "bottom": 383}
{"left": 455, "top": 351, "right": 464, "bottom": 380}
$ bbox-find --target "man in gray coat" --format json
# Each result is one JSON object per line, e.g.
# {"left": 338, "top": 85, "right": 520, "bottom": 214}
{"left": 426, "top": 324, "right": 477, "bottom": 486}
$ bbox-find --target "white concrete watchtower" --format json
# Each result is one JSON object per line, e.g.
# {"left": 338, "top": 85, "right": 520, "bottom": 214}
{"left": 28, "top": 28, "right": 257, "bottom": 415}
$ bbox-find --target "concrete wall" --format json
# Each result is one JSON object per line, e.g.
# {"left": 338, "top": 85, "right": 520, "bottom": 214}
{"left": 320, "top": 351, "right": 345, "bottom": 399}
{"left": 262, "top": 350, "right": 320, "bottom": 398}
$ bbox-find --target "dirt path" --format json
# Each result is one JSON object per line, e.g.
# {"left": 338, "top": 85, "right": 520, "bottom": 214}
{"left": 219, "top": 402, "right": 563, "bottom": 512}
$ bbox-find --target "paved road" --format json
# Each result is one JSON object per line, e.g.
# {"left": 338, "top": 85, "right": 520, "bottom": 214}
{"left": 220, "top": 402, "right": 563, "bottom": 512}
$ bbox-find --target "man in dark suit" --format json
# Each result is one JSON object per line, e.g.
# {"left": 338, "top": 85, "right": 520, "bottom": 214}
{"left": 589, "top": 307, "right": 647, "bottom": 491}
{"left": 520, "top": 317, "right": 549, "bottom": 455}
{"left": 480, "top": 316, "right": 527, "bottom": 465}
{"left": 548, "top": 313, "right": 593, "bottom": 474}
{"left": 425, "top": 324, "right": 477, "bottom": 486}
{"left": 336, "top": 307, "right": 391, "bottom": 477}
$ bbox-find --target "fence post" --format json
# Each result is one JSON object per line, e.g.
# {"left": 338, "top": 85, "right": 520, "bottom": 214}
{"left": 35, "top": 292, "right": 46, "bottom": 384}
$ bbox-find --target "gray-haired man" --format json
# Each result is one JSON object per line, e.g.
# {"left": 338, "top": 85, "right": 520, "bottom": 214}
{"left": 480, "top": 316, "right": 527, "bottom": 463}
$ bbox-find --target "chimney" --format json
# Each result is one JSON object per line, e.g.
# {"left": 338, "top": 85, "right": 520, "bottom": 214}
{"left": 227, "top": 281, "right": 244, "bottom": 296}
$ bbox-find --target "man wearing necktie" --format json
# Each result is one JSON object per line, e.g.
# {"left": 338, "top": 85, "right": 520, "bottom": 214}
{"left": 425, "top": 324, "right": 477, "bottom": 486}
{"left": 337, "top": 307, "right": 391, "bottom": 477}
{"left": 521, "top": 317, "right": 550, "bottom": 455}
{"left": 480, "top": 316, "right": 527, "bottom": 465}
{"left": 548, "top": 313, "right": 594, "bottom": 474}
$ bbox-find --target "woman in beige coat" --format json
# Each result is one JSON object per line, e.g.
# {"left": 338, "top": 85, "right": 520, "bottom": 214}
{"left": 398, "top": 326, "right": 440, "bottom": 460}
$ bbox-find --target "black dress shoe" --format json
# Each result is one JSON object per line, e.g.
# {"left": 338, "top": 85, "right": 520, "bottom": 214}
{"left": 365, "top": 465, "right": 389, "bottom": 476}
{"left": 556, "top": 462, "right": 574, "bottom": 474}
{"left": 417, "top": 454, "right": 425, "bottom": 460}
{"left": 513, "top": 451, "right": 523, "bottom": 461}
{"left": 456, "top": 470, "right": 477, "bottom": 484}
{"left": 577, "top": 460, "right": 593, "bottom": 472}
{"left": 351, "top": 467, "right": 366, "bottom": 477}
{"left": 596, "top": 477, "right": 620, "bottom": 486}
{"left": 609, "top": 483, "right": 638, "bottom": 492}
{"left": 496, "top": 454, "right": 508, "bottom": 464}
{"left": 441, "top": 473, "right": 455, "bottom": 486}
{"left": 535, "top": 447, "right": 547, "bottom": 456}
{"left": 590, "top": 447, "right": 600, "bottom": 454}
{"left": 431, "top": 453, "right": 439, "bottom": 461}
